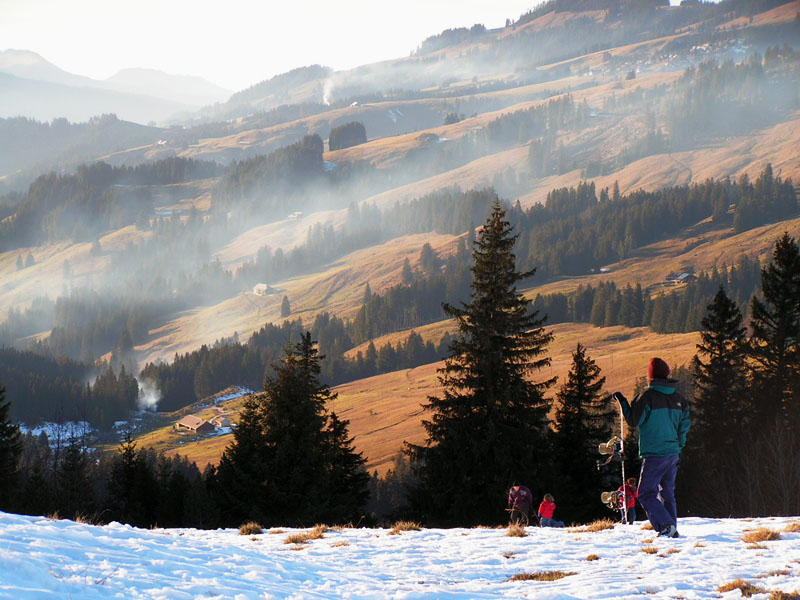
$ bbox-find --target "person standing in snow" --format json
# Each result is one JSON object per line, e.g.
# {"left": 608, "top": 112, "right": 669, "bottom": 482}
{"left": 537, "top": 493, "right": 564, "bottom": 527}
{"left": 618, "top": 477, "right": 638, "bottom": 524}
{"left": 507, "top": 484, "right": 533, "bottom": 526}
{"left": 613, "top": 357, "right": 691, "bottom": 538}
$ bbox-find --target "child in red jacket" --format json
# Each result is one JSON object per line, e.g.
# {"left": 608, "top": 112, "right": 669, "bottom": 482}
{"left": 538, "top": 493, "right": 565, "bottom": 527}
{"left": 618, "top": 478, "right": 638, "bottom": 524}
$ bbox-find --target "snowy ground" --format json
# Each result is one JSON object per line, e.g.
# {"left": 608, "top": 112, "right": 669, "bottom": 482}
{"left": 1, "top": 512, "right": 798, "bottom": 599}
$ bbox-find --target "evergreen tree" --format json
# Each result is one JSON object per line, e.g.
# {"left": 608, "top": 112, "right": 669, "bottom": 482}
{"left": 401, "top": 257, "right": 414, "bottom": 285}
{"left": 685, "top": 287, "right": 749, "bottom": 515}
{"left": 106, "top": 433, "right": 158, "bottom": 527}
{"left": 405, "top": 201, "right": 555, "bottom": 526}
{"left": 324, "top": 412, "right": 370, "bottom": 523}
{"left": 692, "top": 287, "right": 750, "bottom": 443}
{"left": 215, "top": 333, "right": 368, "bottom": 526}
{"left": 213, "top": 394, "right": 269, "bottom": 525}
{"left": 551, "top": 344, "right": 614, "bottom": 523}
{"left": 748, "top": 233, "right": 800, "bottom": 426}
{"left": 0, "top": 386, "right": 23, "bottom": 509}
{"left": 281, "top": 295, "right": 291, "bottom": 318}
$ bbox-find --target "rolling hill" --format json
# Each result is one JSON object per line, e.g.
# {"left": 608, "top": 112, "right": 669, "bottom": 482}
{"left": 2, "top": 0, "right": 800, "bottom": 471}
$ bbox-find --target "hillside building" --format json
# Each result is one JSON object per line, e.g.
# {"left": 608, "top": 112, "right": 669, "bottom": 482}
{"left": 175, "top": 415, "right": 215, "bottom": 434}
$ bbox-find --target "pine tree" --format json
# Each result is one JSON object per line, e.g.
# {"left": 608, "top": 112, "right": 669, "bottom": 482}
{"left": 692, "top": 287, "right": 750, "bottom": 444}
{"left": 280, "top": 295, "right": 291, "bottom": 318}
{"left": 0, "top": 386, "right": 22, "bottom": 509}
{"left": 405, "top": 201, "right": 555, "bottom": 526}
{"left": 401, "top": 257, "right": 414, "bottom": 285}
{"left": 324, "top": 412, "right": 370, "bottom": 523}
{"left": 551, "top": 344, "right": 614, "bottom": 523}
{"left": 214, "top": 394, "right": 269, "bottom": 525}
{"left": 748, "top": 233, "right": 800, "bottom": 427}
{"left": 685, "top": 286, "right": 750, "bottom": 515}
{"left": 215, "top": 333, "right": 368, "bottom": 526}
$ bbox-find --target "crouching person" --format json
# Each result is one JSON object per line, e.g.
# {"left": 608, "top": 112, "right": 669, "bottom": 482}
{"left": 538, "top": 493, "right": 564, "bottom": 527}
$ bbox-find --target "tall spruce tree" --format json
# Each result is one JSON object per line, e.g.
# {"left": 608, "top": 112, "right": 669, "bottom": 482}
{"left": 405, "top": 201, "right": 555, "bottom": 526}
{"left": 551, "top": 343, "right": 614, "bottom": 524}
{"left": 692, "top": 287, "right": 750, "bottom": 445}
{"left": 748, "top": 233, "right": 800, "bottom": 427}
{"left": 215, "top": 333, "right": 368, "bottom": 526}
{"left": 685, "top": 286, "right": 750, "bottom": 515}
{"left": 0, "top": 385, "right": 23, "bottom": 509}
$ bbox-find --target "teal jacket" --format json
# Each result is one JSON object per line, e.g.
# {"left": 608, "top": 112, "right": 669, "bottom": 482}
{"left": 619, "top": 379, "right": 691, "bottom": 458}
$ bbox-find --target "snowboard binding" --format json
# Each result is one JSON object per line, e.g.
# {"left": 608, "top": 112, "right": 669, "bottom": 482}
{"left": 600, "top": 490, "right": 624, "bottom": 511}
{"left": 596, "top": 435, "right": 623, "bottom": 469}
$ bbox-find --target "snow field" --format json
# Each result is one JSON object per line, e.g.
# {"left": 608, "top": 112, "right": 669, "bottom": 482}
{"left": 0, "top": 512, "right": 798, "bottom": 599}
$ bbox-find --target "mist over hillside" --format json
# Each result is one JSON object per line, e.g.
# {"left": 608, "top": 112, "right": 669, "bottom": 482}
{"left": 0, "top": 0, "right": 799, "bottom": 527}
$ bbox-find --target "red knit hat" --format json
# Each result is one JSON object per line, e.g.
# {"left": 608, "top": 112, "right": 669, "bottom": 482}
{"left": 648, "top": 357, "right": 670, "bottom": 380}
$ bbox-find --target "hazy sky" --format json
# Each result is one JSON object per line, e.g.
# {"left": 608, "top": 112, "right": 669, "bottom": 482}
{"left": 1, "top": 0, "right": 543, "bottom": 91}
{"left": 1, "top": 0, "right": 707, "bottom": 92}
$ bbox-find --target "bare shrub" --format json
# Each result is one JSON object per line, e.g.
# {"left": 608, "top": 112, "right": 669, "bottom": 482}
{"left": 239, "top": 521, "right": 263, "bottom": 535}
{"left": 783, "top": 522, "right": 800, "bottom": 533}
{"left": 718, "top": 579, "right": 765, "bottom": 597}
{"left": 742, "top": 528, "right": 781, "bottom": 543}
{"left": 506, "top": 523, "right": 527, "bottom": 537}
{"left": 507, "top": 571, "right": 576, "bottom": 582}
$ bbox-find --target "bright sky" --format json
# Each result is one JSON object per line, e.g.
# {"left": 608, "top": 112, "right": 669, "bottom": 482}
{"left": 0, "top": 0, "right": 714, "bottom": 92}
{"left": 1, "top": 0, "right": 547, "bottom": 92}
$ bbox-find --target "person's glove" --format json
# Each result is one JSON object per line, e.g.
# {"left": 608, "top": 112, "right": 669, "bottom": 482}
{"left": 612, "top": 391, "right": 627, "bottom": 404}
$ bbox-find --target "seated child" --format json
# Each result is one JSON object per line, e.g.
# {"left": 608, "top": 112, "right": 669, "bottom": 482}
{"left": 538, "top": 493, "right": 565, "bottom": 527}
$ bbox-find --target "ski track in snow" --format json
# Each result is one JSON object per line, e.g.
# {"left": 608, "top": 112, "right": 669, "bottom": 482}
{"left": 0, "top": 512, "right": 799, "bottom": 599}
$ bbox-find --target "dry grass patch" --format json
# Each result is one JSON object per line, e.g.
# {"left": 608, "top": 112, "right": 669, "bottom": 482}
{"left": 284, "top": 525, "right": 327, "bottom": 545}
{"left": 506, "top": 523, "right": 527, "bottom": 537}
{"left": 507, "top": 571, "right": 576, "bottom": 582}
{"left": 331, "top": 541, "right": 350, "bottom": 547}
{"left": 748, "top": 543, "right": 768, "bottom": 550}
{"left": 389, "top": 521, "right": 422, "bottom": 535}
{"left": 769, "top": 591, "right": 800, "bottom": 600}
{"left": 783, "top": 522, "right": 800, "bottom": 533}
{"left": 718, "top": 579, "right": 765, "bottom": 597}
{"left": 642, "top": 546, "right": 658, "bottom": 554}
{"left": 640, "top": 523, "right": 654, "bottom": 531}
{"left": 239, "top": 521, "right": 263, "bottom": 535}
{"left": 269, "top": 529, "right": 285, "bottom": 534}
{"left": 665, "top": 548, "right": 681, "bottom": 555}
{"left": 586, "top": 554, "right": 600, "bottom": 561}
{"left": 694, "top": 542, "right": 706, "bottom": 548}
{"left": 571, "top": 518, "right": 616, "bottom": 533}
{"left": 642, "top": 538, "right": 654, "bottom": 544}
{"left": 503, "top": 551, "right": 516, "bottom": 559}
{"left": 742, "top": 528, "right": 781, "bottom": 543}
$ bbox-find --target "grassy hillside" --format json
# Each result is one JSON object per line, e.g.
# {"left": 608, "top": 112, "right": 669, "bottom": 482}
{"left": 145, "top": 322, "right": 699, "bottom": 475}
{"left": 1, "top": 1, "right": 799, "bottom": 440}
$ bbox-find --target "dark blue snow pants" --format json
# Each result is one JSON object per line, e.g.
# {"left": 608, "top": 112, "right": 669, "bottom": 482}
{"left": 637, "top": 454, "right": 679, "bottom": 532}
